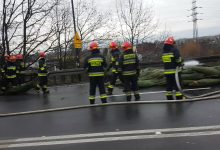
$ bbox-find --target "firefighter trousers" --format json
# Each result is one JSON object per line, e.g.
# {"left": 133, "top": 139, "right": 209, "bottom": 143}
{"left": 0, "top": 77, "right": 3, "bottom": 91}
{"left": 16, "top": 73, "right": 24, "bottom": 85}
{"left": 123, "top": 75, "right": 140, "bottom": 101}
{"left": 107, "top": 73, "right": 123, "bottom": 94}
{"left": 165, "top": 74, "right": 183, "bottom": 100}
{"left": 36, "top": 76, "right": 49, "bottom": 93}
{"left": 1, "top": 78, "right": 17, "bottom": 91}
{"left": 89, "top": 76, "right": 107, "bottom": 104}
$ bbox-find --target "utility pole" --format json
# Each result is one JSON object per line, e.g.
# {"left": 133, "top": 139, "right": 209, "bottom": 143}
{"left": 71, "top": 0, "right": 82, "bottom": 81}
{"left": 71, "top": 0, "right": 77, "bottom": 34}
{"left": 188, "top": 0, "right": 202, "bottom": 41}
{"left": 70, "top": 0, "right": 80, "bottom": 68}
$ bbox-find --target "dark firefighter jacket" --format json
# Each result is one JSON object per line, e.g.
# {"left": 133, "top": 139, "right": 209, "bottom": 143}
{"left": 119, "top": 49, "right": 140, "bottom": 76}
{"left": 16, "top": 60, "right": 24, "bottom": 74}
{"left": 108, "top": 49, "right": 121, "bottom": 73}
{"left": 38, "top": 58, "right": 48, "bottom": 77}
{"left": 84, "top": 50, "right": 107, "bottom": 77}
{"left": 162, "top": 44, "right": 182, "bottom": 75}
{"left": 0, "top": 57, "right": 4, "bottom": 79}
{"left": 4, "top": 61, "right": 17, "bottom": 79}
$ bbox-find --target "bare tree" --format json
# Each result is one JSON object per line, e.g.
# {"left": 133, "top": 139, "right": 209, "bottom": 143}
{"left": 0, "top": 0, "right": 60, "bottom": 69}
{"left": 49, "top": 0, "right": 112, "bottom": 69}
{"left": 52, "top": 0, "right": 64, "bottom": 69}
{"left": 20, "top": 0, "right": 58, "bottom": 64}
{"left": 116, "top": 0, "right": 157, "bottom": 45}
{"left": 154, "top": 25, "right": 172, "bottom": 48}
{"left": 0, "top": 8, "right": 3, "bottom": 43}
{"left": 75, "top": 0, "right": 111, "bottom": 42}
{"left": 62, "top": 9, "right": 73, "bottom": 68}
{"left": 50, "top": 0, "right": 74, "bottom": 69}
{"left": 1, "top": 0, "right": 23, "bottom": 55}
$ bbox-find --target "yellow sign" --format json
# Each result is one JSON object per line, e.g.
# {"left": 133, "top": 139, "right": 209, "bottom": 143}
{"left": 74, "top": 32, "right": 82, "bottom": 49}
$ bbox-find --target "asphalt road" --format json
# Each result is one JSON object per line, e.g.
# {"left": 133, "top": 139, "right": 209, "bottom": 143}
{"left": 0, "top": 84, "right": 220, "bottom": 150}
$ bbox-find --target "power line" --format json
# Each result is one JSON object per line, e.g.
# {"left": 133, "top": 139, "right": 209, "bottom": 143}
{"left": 187, "top": 0, "right": 202, "bottom": 41}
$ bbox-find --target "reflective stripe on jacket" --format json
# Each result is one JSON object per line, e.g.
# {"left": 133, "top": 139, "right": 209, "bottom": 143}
{"left": 119, "top": 50, "right": 139, "bottom": 76}
{"left": 162, "top": 45, "right": 182, "bottom": 75}
{"left": 38, "top": 58, "right": 48, "bottom": 77}
{"left": 5, "top": 62, "right": 17, "bottom": 78}
{"left": 84, "top": 51, "right": 106, "bottom": 77}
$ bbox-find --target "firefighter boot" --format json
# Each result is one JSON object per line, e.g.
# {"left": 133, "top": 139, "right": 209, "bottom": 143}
{"left": 89, "top": 96, "right": 95, "bottom": 105}
{"left": 101, "top": 98, "right": 107, "bottom": 104}
{"left": 166, "top": 95, "right": 174, "bottom": 100}
{"left": 43, "top": 85, "right": 50, "bottom": 94}
{"left": 176, "top": 92, "right": 183, "bottom": 100}
{"left": 36, "top": 84, "right": 40, "bottom": 94}
{"left": 100, "top": 94, "right": 108, "bottom": 103}
{"left": 107, "top": 88, "right": 113, "bottom": 95}
{"left": 1, "top": 87, "right": 6, "bottom": 94}
{"left": 134, "top": 94, "right": 140, "bottom": 101}
{"left": 134, "top": 91, "right": 140, "bottom": 101}
{"left": 126, "top": 92, "right": 132, "bottom": 101}
{"left": 126, "top": 95, "right": 132, "bottom": 101}
{"left": 166, "top": 91, "right": 174, "bottom": 100}
{"left": 43, "top": 89, "right": 50, "bottom": 94}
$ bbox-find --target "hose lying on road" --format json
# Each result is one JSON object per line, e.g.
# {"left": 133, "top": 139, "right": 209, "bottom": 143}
{"left": 1, "top": 95, "right": 220, "bottom": 118}
{"left": 1, "top": 67, "right": 220, "bottom": 118}
{"left": 175, "top": 66, "right": 220, "bottom": 99}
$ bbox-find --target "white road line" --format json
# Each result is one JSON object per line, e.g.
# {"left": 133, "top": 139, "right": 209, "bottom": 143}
{"left": 107, "top": 87, "right": 211, "bottom": 98}
{"left": 14, "top": 124, "right": 220, "bottom": 142}
{"left": 1, "top": 130, "right": 220, "bottom": 149}
{"left": 52, "top": 85, "right": 210, "bottom": 98}
{"left": 0, "top": 124, "right": 220, "bottom": 147}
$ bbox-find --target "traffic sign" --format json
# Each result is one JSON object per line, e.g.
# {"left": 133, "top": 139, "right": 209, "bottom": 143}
{"left": 74, "top": 32, "right": 82, "bottom": 49}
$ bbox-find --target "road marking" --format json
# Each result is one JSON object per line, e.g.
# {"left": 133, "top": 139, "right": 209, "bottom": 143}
{"left": 5, "top": 131, "right": 220, "bottom": 148}
{"left": 108, "top": 87, "right": 211, "bottom": 97}
{"left": 51, "top": 85, "right": 210, "bottom": 98}
{"left": 0, "top": 124, "right": 220, "bottom": 149}
{"left": 52, "top": 85, "right": 210, "bottom": 97}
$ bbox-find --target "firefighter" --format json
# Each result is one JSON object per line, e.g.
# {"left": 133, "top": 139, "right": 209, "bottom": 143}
{"left": 84, "top": 41, "right": 107, "bottom": 104}
{"left": 106, "top": 41, "right": 123, "bottom": 95}
{"left": 162, "top": 37, "right": 183, "bottom": 100}
{"left": 16, "top": 54, "right": 24, "bottom": 85}
{"left": 2, "top": 55, "right": 17, "bottom": 91}
{"left": 119, "top": 41, "right": 140, "bottom": 101}
{"left": 36, "top": 52, "right": 49, "bottom": 94}
{"left": 1, "top": 55, "right": 8, "bottom": 92}
{"left": 0, "top": 51, "right": 4, "bottom": 91}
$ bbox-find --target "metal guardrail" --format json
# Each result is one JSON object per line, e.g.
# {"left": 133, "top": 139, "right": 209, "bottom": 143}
{"left": 48, "top": 68, "right": 85, "bottom": 76}
{"left": 19, "top": 69, "right": 85, "bottom": 85}
{"left": 48, "top": 68, "right": 85, "bottom": 85}
{"left": 140, "top": 55, "right": 220, "bottom": 68}
{"left": 20, "top": 68, "right": 85, "bottom": 76}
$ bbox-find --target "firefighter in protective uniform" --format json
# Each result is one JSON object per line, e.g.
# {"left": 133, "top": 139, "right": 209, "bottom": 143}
{"left": 162, "top": 37, "right": 183, "bottom": 100}
{"left": 1, "top": 55, "right": 8, "bottom": 92}
{"left": 2, "top": 55, "right": 18, "bottom": 91}
{"left": 119, "top": 42, "right": 140, "bottom": 101}
{"left": 0, "top": 51, "right": 4, "bottom": 91}
{"left": 36, "top": 52, "right": 49, "bottom": 94}
{"left": 106, "top": 41, "right": 123, "bottom": 95}
{"left": 84, "top": 42, "right": 108, "bottom": 104}
{"left": 16, "top": 54, "right": 24, "bottom": 85}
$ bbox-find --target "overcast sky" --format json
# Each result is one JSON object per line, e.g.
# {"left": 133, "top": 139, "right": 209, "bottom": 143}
{"left": 94, "top": 0, "right": 220, "bottom": 39}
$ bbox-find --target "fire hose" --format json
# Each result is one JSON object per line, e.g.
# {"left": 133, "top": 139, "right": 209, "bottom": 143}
{"left": 1, "top": 67, "right": 220, "bottom": 117}
{"left": 175, "top": 66, "right": 220, "bottom": 99}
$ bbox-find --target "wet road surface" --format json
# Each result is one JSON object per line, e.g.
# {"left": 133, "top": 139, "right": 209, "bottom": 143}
{"left": 0, "top": 84, "right": 220, "bottom": 149}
